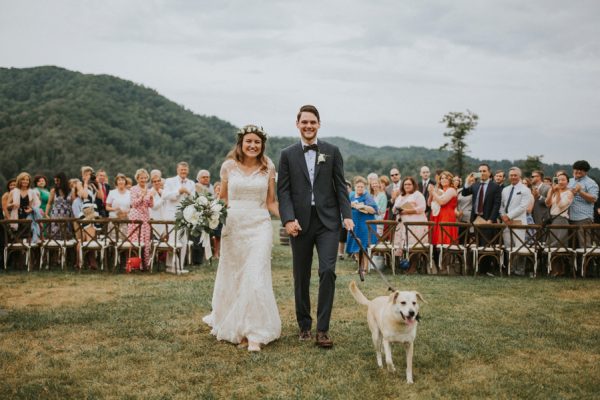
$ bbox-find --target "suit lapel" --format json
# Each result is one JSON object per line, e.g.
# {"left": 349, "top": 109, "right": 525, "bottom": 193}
{"left": 294, "top": 142, "right": 311, "bottom": 184}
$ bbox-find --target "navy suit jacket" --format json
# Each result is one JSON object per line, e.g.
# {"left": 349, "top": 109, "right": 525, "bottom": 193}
{"left": 462, "top": 180, "right": 502, "bottom": 222}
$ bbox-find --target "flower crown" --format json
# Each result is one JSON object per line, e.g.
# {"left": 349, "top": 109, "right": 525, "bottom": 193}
{"left": 237, "top": 125, "right": 268, "bottom": 141}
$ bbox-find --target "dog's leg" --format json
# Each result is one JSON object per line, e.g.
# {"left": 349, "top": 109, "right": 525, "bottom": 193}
{"left": 404, "top": 341, "right": 414, "bottom": 384}
{"left": 382, "top": 340, "right": 395, "bottom": 372}
{"left": 372, "top": 330, "right": 383, "bottom": 368}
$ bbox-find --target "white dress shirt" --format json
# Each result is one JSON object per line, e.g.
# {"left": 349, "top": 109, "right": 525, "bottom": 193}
{"left": 301, "top": 138, "right": 317, "bottom": 205}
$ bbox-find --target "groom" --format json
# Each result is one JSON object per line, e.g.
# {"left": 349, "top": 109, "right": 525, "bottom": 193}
{"left": 278, "top": 105, "right": 354, "bottom": 348}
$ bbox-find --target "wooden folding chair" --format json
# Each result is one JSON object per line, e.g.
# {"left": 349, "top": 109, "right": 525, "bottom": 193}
{"left": 73, "top": 218, "right": 109, "bottom": 271}
{"left": 1, "top": 219, "right": 33, "bottom": 271}
{"left": 438, "top": 222, "right": 471, "bottom": 275}
{"left": 472, "top": 223, "right": 505, "bottom": 276}
{"left": 113, "top": 219, "right": 143, "bottom": 271}
{"left": 38, "top": 218, "right": 77, "bottom": 271}
{"left": 505, "top": 224, "right": 541, "bottom": 277}
{"left": 577, "top": 224, "right": 600, "bottom": 277}
{"left": 542, "top": 224, "right": 579, "bottom": 278}
{"left": 403, "top": 221, "right": 435, "bottom": 274}
{"left": 148, "top": 220, "right": 183, "bottom": 274}
{"left": 365, "top": 220, "right": 399, "bottom": 274}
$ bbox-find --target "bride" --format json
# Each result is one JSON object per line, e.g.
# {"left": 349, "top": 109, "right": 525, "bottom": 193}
{"left": 202, "top": 125, "right": 281, "bottom": 352}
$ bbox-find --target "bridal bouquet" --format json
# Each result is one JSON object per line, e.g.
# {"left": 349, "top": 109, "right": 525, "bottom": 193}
{"left": 175, "top": 192, "right": 227, "bottom": 259}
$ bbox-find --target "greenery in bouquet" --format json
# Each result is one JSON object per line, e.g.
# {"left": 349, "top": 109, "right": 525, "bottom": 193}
{"left": 175, "top": 192, "right": 227, "bottom": 238}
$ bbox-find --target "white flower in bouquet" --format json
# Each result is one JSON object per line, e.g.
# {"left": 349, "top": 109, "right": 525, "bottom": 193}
{"left": 189, "top": 211, "right": 202, "bottom": 225}
{"left": 208, "top": 218, "right": 220, "bottom": 229}
{"left": 197, "top": 195, "right": 209, "bottom": 206}
{"left": 183, "top": 205, "right": 197, "bottom": 223}
{"left": 210, "top": 202, "right": 223, "bottom": 213}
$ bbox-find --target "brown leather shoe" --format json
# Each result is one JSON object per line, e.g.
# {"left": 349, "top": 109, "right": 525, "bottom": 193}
{"left": 315, "top": 331, "right": 333, "bottom": 348}
{"left": 299, "top": 330, "right": 313, "bottom": 341}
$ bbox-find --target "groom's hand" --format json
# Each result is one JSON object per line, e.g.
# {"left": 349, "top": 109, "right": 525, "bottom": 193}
{"left": 343, "top": 218, "right": 355, "bottom": 231}
{"left": 285, "top": 220, "right": 301, "bottom": 237}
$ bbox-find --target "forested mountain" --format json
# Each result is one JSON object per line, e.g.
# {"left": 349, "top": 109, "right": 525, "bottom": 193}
{"left": 0, "top": 66, "right": 596, "bottom": 190}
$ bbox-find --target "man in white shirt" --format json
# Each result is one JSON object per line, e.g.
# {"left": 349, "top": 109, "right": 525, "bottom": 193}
{"left": 163, "top": 161, "right": 195, "bottom": 273}
{"left": 500, "top": 166, "right": 532, "bottom": 249}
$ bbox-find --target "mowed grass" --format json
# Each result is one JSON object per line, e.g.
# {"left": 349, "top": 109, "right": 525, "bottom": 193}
{"left": 1, "top": 225, "right": 599, "bottom": 399}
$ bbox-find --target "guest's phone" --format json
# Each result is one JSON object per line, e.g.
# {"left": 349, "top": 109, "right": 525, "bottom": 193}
{"left": 552, "top": 177, "right": 558, "bottom": 184}
{"left": 473, "top": 172, "right": 482, "bottom": 179}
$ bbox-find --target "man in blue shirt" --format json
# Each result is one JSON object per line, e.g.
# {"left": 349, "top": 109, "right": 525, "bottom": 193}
{"left": 568, "top": 160, "right": 599, "bottom": 248}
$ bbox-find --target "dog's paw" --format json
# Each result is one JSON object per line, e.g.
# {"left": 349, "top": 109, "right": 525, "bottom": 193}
{"left": 386, "top": 364, "right": 396, "bottom": 373}
{"left": 406, "top": 379, "right": 414, "bottom": 384}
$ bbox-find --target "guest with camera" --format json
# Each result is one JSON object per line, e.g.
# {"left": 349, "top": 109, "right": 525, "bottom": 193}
{"left": 545, "top": 171, "right": 574, "bottom": 276}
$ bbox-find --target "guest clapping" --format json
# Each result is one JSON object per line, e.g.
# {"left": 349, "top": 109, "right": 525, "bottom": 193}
{"left": 428, "top": 171, "right": 458, "bottom": 246}
{"left": 106, "top": 174, "right": 131, "bottom": 219}
{"left": 128, "top": 169, "right": 154, "bottom": 269}
{"left": 545, "top": 171, "right": 574, "bottom": 276}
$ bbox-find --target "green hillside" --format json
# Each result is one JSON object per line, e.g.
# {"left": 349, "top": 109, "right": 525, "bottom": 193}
{"left": 0, "top": 66, "right": 595, "bottom": 190}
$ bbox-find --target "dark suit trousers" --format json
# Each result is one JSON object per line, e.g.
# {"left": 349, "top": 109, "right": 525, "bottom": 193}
{"left": 290, "top": 207, "right": 338, "bottom": 332}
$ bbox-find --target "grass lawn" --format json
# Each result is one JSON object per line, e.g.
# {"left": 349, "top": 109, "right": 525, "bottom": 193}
{"left": 1, "top": 223, "right": 599, "bottom": 399}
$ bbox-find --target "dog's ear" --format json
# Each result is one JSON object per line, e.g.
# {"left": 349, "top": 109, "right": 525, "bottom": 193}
{"left": 389, "top": 291, "right": 400, "bottom": 304}
{"left": 415, "top": 291, "right": 427, "bottom": 304}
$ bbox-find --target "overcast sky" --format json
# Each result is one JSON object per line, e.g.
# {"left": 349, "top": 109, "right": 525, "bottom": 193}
{"left": 1, "top": 0, "right": 599, "bottom": 165}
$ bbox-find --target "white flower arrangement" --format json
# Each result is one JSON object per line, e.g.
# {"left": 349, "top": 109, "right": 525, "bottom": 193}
{"left": 175, "top": 192, "right": 228, "bottom": 238}
{"left": 317, "top": 153, "right": 328, "bottom": 164}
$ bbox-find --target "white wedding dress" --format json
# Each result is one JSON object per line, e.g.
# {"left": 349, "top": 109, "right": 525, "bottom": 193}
{"left": 202, "top": 159, "right": 281, "bottom": 345}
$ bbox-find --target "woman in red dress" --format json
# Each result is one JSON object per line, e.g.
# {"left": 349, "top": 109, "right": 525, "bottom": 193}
{"left": 428, "top": 171, "right": 458, "bottom": 246}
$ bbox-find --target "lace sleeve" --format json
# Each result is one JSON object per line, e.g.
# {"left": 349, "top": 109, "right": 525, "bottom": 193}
{"left": 220, "top": 159, "right": 236, "bottom": 182}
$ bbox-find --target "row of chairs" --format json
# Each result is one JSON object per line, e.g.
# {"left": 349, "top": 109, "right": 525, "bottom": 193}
{"left": 365, "top": 220, "right": 600, "bottom": 278}
{"left": 1, "top": 218, "right": 189, "bottom": 273}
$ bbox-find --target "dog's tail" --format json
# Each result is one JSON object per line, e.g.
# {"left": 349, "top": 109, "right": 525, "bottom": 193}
{"left": 349, "top": 281, "right": 370, "bottom": 306}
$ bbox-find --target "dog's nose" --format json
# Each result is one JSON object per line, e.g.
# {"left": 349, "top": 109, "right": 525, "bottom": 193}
{"left": 408, "top": 310, "right": 415, "bottom": 317}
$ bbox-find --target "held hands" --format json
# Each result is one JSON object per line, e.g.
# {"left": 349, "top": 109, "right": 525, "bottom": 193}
{"left": 285, "top": 219, "right": 302, "bottom": 237}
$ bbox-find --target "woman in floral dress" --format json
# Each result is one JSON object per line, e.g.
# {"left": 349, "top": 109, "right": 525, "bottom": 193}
{"left": 128, "top": 169, "right": 154, "bottom": 269}
{"left": 46, "top": 173, "right": 73, "bottom": 238}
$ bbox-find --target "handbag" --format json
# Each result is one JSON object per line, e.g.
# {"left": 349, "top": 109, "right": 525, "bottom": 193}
{"left": 542, "top": 206, "right": 568, "bottom": 227}
{"left": 126, "top": 257, "right": 142, "bottom": 272}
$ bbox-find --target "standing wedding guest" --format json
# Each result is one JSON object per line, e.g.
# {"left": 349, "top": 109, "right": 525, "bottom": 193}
{"left": 418, "top": 166, "right": 435, "bottom": 216}
{"left": 77, "top": 166, "right": 103, "bottom": 218}
{"left": 2, "top": 179, "right": 17, "bottom": 220}
{"left": 531, "top": 170, "right": 550, "bottom": 225}
{"left": 163, "top": 162, "right": 195, "bottom": 273}
{"left": 46, "top": 173, "right": 73, "bottom": 238}
{"left": 386, "top": 168, "right": 402, "bottom": 219}
{"left": 499, "top": 167, "right": 532, "bottom": 249}
{"left": 369, "top": 178, "right": 387, "bottom": 221}
{"left": 34, "top": 175, "right": 50, "bottom": 216}
{"left": 568, "top": 160, "right": 599, "bottom": 249}
{"left": 106, "top": 174, "right": 131, "bottom": 219}
{"left": 494, "top": 170, "right": 506, "bottom": 187}
{"left": 128, "top": 169, "right": 154, "bottom": 270}
{"left": 148, "top": 170, "right": 164, "bottom": 221}
{"left": 522, "top": 178, "right": 536, "bottom": 225}
{"left": 203, "top": 124, "right": 281, "bottom": 352}
{"left": 96, "top": 169, "right": 110, "bottom": 217}
{"left": 428, "top": 171, "right": 458, "bottom": 271}
{"left": 393, "top": 177, "right": 427, "bottom": 273}
{"left": 454, "top": 176, "right": 472, "bottom": 239}
{"left": 125, "top": 177, "right": 133, "bottom": 190}
{"left": 69, "top": 179, "right": 83, "bottom": 218}
{"left": 196, "top": 169, "right": 214, "bottom": 195}
{"left": 346, "top": 176, "right": 378, "bottom": 274}
{"left": 7, "top": 172, "right": 40, "bottom": 220}
{"left": 545, "top": 171, "right": 574, "bottom": 276}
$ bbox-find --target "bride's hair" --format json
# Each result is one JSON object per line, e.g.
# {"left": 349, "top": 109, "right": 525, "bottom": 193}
{"left": 227, "top": 124, "right": 269, "bottom": 173}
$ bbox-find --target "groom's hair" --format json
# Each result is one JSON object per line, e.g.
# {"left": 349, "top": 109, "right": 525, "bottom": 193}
{"left": 297, "top": 105, "right": 320, "bottom": 122}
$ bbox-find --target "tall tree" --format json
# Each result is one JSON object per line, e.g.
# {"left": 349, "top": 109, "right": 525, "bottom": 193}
{"left": 439, "top": 110, "right": 479, "bottom": 178}
{"left": 520, "top": 155, "right": 544, "bottom": 177}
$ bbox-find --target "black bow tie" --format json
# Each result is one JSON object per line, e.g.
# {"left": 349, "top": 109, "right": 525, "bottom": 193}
{"left": 303, "top": 144, "right": 318, "bottom": 153}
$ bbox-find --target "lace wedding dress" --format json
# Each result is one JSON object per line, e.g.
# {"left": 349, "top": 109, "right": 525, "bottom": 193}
{"left": 202, "top": 159, "right": 281, "bottom": 345}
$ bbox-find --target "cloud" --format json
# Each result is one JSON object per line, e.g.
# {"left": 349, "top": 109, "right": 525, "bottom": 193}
{"left": 1, "top": 0, "right": 599, "bottom": 165}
